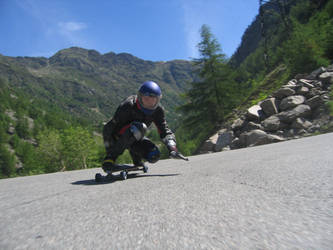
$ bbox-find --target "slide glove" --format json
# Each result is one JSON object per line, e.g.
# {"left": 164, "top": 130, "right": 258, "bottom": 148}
{"left": 163, "top": 135, "right": 177, "bottom": 153}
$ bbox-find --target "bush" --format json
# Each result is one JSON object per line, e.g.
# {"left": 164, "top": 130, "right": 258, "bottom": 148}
{"left": 0, "top": 144, "right": 16, "bottom": 178}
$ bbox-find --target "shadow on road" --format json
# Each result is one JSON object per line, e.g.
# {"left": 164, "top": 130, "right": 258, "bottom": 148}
{"left": 71, "top": 173, "right": 180, "bottom": 185}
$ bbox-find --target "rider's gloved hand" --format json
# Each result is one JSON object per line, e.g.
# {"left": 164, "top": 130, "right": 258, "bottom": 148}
{"left": 163, "top": 135, "right": 178, "bottom": 154}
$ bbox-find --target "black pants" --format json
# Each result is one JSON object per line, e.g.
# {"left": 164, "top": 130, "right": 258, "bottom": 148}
{"left": 129, "top": 138, "right": 160, "bottom": 164}
{"left": 104, "top": 124, "right": 160, "bottom": 164}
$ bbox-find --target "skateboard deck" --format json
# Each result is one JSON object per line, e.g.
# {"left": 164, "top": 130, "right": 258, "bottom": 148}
{"left": 95, "top": 164, "right": 148, "bottom": 182}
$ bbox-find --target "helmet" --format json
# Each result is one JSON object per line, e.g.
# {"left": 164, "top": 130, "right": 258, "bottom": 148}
{"left": 137, "top": 81, "right": 162, "bottom": 115}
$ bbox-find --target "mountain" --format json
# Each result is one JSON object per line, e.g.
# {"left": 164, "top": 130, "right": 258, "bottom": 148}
{"left": 230, "top": 0, "right": 330, "bottom": 68}
{"left": 0, "top": 47, "right": 195, "bottom": 126}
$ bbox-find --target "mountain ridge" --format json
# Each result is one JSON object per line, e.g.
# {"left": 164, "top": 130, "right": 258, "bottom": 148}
{"left": 0, "top": 47, "right": 196, "bottom": 126}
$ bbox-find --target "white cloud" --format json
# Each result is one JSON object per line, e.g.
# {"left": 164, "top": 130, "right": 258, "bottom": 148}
{"left": 58, "top": 22, "right": 87, "bottom": 32}
{"left": 15, "top": 0, "right": 91, "bottom": 52}
{"left": 181, "top": 1, "right": 205, "bottom": 59}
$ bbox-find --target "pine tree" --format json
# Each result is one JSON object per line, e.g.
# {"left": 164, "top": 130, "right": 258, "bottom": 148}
{"left": 179, "top": 25, "right": 235, "bottom": 127}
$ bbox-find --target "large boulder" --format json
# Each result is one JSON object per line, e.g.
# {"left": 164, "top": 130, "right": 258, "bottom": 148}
{"left": 247, "top": 105, "right": 265, "bottom": 121}
{"left": 277, "top": 104, "right": 311, "bottom": 123}
{"left": 291, "top": 118, "right": 313, "bottom": 130}
{"left": 246, "top": 121, "right": 263, "bottom": 131}
{"left": 306, "top": 88, "right": 323, "bottom": 99}
{"left": 298, "top": 79, "right": 314, "bottom": 89}
{"left": 305, "top": 95, "right": 325, "bottom": 109}
{"left": 279, "top": 95, "right": 306, "bottom": 111}
{"left": 296, "top": 86, "right": 309, "bottom": 95}
{"left": 319, "top": 72, "right": 333, "bottom": 84}
{"left": 326, "top": 65, "right": 333, "bottom": 72}
{"left": 307, "top": 67, "right": 326, "bottom": 80}
{"left": 273, "top": 88, "right": 295, "bottom": 99}
{"left": 261, "top": 115, "right": 287, "bottom": 132}
{"left": 260, "top": 98, "right": 279, "bottom": 116}
{"left": 231, "top": 118, "right": 246, "bottom": 131}
{"left": 214, "top": 130, "right": 234, "bottom": 151}
{"left": 283, "top": 79, "right": 298, "bottom": 89}
{"left": 200, "top": 134, "right": 219, "bottom": 152}
{"left": 239, "top": 129, "right": 284, "bottom": 147}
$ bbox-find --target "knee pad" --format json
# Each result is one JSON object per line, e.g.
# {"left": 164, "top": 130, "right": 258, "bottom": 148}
{"left": 130, "top": 122, "right": 147, "bottom": 141}
{"left": 146, "top": 146, "right": 160, "bottom": 163}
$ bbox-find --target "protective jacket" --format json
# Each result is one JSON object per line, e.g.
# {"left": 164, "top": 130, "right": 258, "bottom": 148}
{"left": 103, "top": 95, "right": 175, "bottom": 147}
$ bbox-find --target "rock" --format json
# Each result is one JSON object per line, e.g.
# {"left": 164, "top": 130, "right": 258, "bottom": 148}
{"left": 5, "top": 109, "right": 17, "bottom": 122}
{"left": 23, "top": 115, "right": 34, "bottom": 130}
{"left": 306, "top": 88, "right": 322, "bottom": 98}
{"left": 201, "top": 133, "right": 219, "bottom": 152}
{"left": 231, "top": 118, "right": 245, "bottom": 131}
{"left": 319, "top": 72, "right": 333, "bottom": 84}
{"left": 326, "top": 64, "right": 333, "bottom": 72}
{"left": 273, "top": 88, "right": 296, "bottom": 99}
{"left": 7, "top": 126, "right": 15, "bottom": 135}
{"left": 277, "top": 104, "right": 312, "bottom": 123}
{"left": 261, "top": 115, "right": 287, "bottom": 132}
{"left": 296, "top": 86, "right": 309, "bottom": 95}
{"left": 305, "top": 95, "right": 324, "bottom": 109}
{"left": 10, "top": 94, "right": 18, "bottom": 99}
{"left": 279, "top": 95, "right": 306, "bottom": 111}
{"left": 260, "top": 98, "right": 279, "bottom": 116}
{"left": 247, "top": 105, "right": 265, "bottom": 121}
{"left": 239, "top": 129, "right": 284, "bottom": 147}
{"left": 298, "top": 79, "right": 315, "bottom": 88}
{"left": 307, "top": 67, "right": 326, "bottom": 79}
{"left": 246, "top": 121, "right": 263, "bottom": 131}
{"left": 313, "top": 81, "right": 323, "bottom": 88}
{"left": 215, "top": 130, "right": 234, "bottom": 151}
{"left": 198, "top": 64, "right": 331, "bottom": 154}
{"left": 283, "top": 79, "right": 298, "bottom": 89}
{"left": 284, "top": 128, "right": 307, "bottom": 138}
{"left": 291, "top": 118, "right": 313, "bottom": 130}
{"left": 230, "top": 138, "right": 241, "bottom": 149}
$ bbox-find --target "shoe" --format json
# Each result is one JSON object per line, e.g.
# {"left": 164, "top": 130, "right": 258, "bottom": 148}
{"left": 102, "top": 157, "right": 116, "bottom": 173}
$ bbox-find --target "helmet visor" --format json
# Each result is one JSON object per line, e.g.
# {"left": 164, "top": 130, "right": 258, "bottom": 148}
{"left": 140, "top": 95, "right": 160, "bottom": 109}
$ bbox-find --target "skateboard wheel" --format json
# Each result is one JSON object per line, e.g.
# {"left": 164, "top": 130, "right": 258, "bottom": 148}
{"left": 120, "top": 171, "right": 128, "bottom": 180}
{"left": 95, "top": 173, "right": 102, "bottom": 182}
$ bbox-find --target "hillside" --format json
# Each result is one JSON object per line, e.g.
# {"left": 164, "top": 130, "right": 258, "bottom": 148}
{"left": 0, "top": 48, "right": 196, "bottom": 178}
{"left": 176, "top": 0, "right": 333, "bottom": 155}
{"left": 0, "top": 47, "right": 195, "bottom": 126}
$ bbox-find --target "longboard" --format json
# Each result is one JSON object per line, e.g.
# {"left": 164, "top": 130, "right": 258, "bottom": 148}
{"left": 95, "top": 164, "right": 148, "bottom": 182}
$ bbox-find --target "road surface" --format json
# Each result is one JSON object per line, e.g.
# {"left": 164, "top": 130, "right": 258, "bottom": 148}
{"left": 0, "top": 133, "right": 332, "bottom": 249}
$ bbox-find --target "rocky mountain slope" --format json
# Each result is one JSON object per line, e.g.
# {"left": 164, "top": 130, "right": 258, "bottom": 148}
{"left": 0, "top": 47, "right": 195, "bottom": 126}
{"left": 200, "top": 65, "right": 333, "bottom": 153}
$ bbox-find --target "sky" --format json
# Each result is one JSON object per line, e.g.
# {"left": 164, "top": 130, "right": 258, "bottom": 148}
{"left": 0, "top": 0, "right": 259, "bottom": 62}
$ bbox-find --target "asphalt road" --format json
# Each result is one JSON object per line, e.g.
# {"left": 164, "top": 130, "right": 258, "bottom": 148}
{"left": 0, "top": 133, "right": 332, "bottom": 249}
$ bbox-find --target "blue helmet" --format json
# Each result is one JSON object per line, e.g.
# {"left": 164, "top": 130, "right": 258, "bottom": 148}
{"left": 139, "top": 81, "right": 161, "bottom": 97}
{"left": 137, "top": 81, "right": 162, "bottom": 115}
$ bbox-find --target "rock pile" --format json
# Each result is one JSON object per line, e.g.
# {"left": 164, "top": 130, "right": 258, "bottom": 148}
{"left": 200, "top": 65, "right": 333, "bottom": 153}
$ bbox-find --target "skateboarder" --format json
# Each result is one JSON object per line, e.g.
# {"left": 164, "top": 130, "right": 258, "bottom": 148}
{"left": 102, "top": 81, "right": 178, "bottom": 173}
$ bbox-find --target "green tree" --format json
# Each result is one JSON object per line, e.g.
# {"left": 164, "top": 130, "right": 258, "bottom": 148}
{"left": 61, "top": 126, "right": 96, "bottom": 170}
{"left": 177, "top": 25, "right": 240, "bottom": 155}
{"left": 37, "top": 129, "right": 65, "bottom": 173}
{"left": 15, "top": 117, "right": 30, "bottom": 139}
{"left": 281, "top": 19, "right": 329, "bottom": 75}
{"left": 16, "top": 141, "right": 41, "bottom": 175}
{"left": 0, "top": 144, "right": 16, "bottom": 178}
{"left": 179, "top": 25, "right": 237, "bottom": 127}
